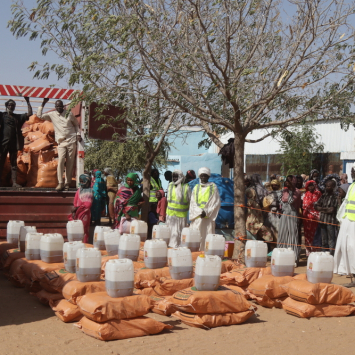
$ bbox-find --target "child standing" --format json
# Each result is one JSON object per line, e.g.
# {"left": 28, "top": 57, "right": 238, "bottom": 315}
{"left": 315, "top": 180, "right": 338, "bottom": 255}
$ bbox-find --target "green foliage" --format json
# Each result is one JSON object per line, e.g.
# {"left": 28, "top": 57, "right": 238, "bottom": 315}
{"left": 277, "top": 125, "right": 324, "bottom": 175}
{"left": 84, "top": 138, "right": 169, "bottom": 178}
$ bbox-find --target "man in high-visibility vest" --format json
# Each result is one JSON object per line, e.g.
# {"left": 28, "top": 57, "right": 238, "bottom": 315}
{"left": 149, "top": 168, "right": 162, "bottom": 203}
{"left": 166, "top": 170, "right": 191, "bottom": 247}
{"left": 189, "top": 167, "right": 221, "bottom": 251}
{"left": 334, "top": 164, "right": 355, "bottom": 286}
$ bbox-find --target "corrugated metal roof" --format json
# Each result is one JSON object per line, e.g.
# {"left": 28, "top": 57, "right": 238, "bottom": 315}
{"left": 217, "top": 120, "right": 355, "bottom": 155}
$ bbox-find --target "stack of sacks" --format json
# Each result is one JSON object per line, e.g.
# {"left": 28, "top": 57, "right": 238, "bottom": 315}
{"left": 170, "top": 286, "right": 257, "bottom": 329}
{"left": 247, "top": 275, "right": 295, "bottom": 308}
{"left": 281, "top": 280, "right": 355, "bottom": 318}
{"left": 20, "top": 114, "right": 58, "bottom": 188}
{"left": 75, "top": 292, "right": 172, "bottom": 340}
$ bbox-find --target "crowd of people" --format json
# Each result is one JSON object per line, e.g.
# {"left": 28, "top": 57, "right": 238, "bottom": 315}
{"left": 244, "top": 169, "right": 351, "bottom": 267}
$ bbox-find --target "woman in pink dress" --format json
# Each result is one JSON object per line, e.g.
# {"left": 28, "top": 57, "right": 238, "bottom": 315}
{"left": 68, "top": 174, "right": 93, "bottom": 243}
{"left": 302, "top": 180, "right": 321, "bottom": 255}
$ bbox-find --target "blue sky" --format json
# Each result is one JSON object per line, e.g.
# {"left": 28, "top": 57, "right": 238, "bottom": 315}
{"left": 0, "top": 1, "right": 68, "bottom": 88}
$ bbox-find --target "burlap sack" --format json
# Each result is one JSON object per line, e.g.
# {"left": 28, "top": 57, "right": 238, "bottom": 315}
{"left": 153, "top": 277, "right": 194, "bottom": 296}
{"left": 77, "top": 292, "right": 154, "bottom": 322}
{"left": 172, "top": 310, "right": 255, "bottom": 329}
{"left": 248, "top": 293, "right": 287, "bottom": 309}
{"left": 140, "top": 287, "right": 160, "bottom": 297}
{"left": 35, "top": 289, "right": 64, "bottom": 306}
{"left": 28, "top": 131, "right": 44, "bottom": 142}
{"left": 7, "top": 258, "right": 27, "bottom": 287}
{"left": 16, "top": 155, "right": 28, "bottom": 186}
{"left": 24, "top": 279, "right": 42, "bottom": 293}
{"left": 62, "top": 280, "right": 106, "bottom": 305}
{"left": 170, "top": 286, "right": 253, "bottom": 314}
{"left": 27, "top": 114, "right": 43, "bottom": 124}
{"left": 40, "top": 121, "right": 55, "bottom": 135}
{"left": 221, "top": 260, "right": 245, "bottom": 273}
{"left": 282, "top": 297, "right": 355, "bottom": 318}
{"left": 0, "top": 242, "right": 18, "bottom": 256}
{"left": 1, "top": 249, "right": 25, "bottom": 269}
{"left": 220, "top": 267, "right": 272, "bottom": 287}
{"left": 223, "top": 284, "right": 250, "bottom": 300}
{"left": 26, "top": 137, "right": 52, "bottom": 153}
{"left": 282, "top": 280, "right": 355, "bottom": 305}
{"left": 149, "top": 295, "right": 174, "bottom": 316}
{"left": 49, "top": 299, "right": 82, "bottom": 323}
{"left": 22, "top": 260, "right": 65, "bottom": 282}
{"left": 134, "top": 267, "right": 170, "bottom": 289}
{"left": 35, "top": 159, "right": 58, "bottom": 188}
{"left": 39, "top": 268, "right": 77, "bottom": 293}
{"left": 75, "top": 316, "right": 173, "bottom": 341}
{"left": 247, "top": 275, "right": 294, "bottom": 299}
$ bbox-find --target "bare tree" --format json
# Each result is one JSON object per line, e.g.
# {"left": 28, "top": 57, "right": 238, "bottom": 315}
{"left": 10, "top": 0, "right": 355, "bottom": 255}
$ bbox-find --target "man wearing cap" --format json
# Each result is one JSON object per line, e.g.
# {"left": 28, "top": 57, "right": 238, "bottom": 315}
{"left": 189, "top": 167, "right": 221, "bottom": 250}
{"left": 0, "top": 97, "right": 32, "bottom": 187}
{"left": 334, "top": 164, "right": 355, "bottom": 286}
{"left": 37, "top": 98, "right": 82, "bottom": 191}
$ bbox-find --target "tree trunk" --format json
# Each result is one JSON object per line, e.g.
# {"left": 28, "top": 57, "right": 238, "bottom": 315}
{"left": 141, "top": 149, "right": 156, "bottom": 222}
{"left": 231, "top": 133, "right": 246, "bottom": 259}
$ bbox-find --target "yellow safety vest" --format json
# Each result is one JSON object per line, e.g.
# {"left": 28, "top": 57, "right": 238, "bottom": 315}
{"left": 166, "top": 183, "right": 190, "bottom": 218}
{"left": 344, "top": 183, "right": 355, "bottom": 221}
{"left": 194, "top": 183, "right": 215, "bottom": 209}
{"left": 149, "top": 177, "right": 162, "bottom": 203}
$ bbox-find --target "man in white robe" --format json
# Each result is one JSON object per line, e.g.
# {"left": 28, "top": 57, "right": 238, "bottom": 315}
{"left": 166, "top": 170, "right": 191, "bottom": 247}
{"left": 334, "top": 164, "right": 355, "bottom": 286}
{"left": 189, "top": 167, "right": 221, "bottom": 251}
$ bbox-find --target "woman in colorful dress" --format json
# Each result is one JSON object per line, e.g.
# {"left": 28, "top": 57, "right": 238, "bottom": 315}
{"left": 302, "top": 180, "right": 322, "bottom": 255}
{"left": 91, "top": 170, "right": 107, "bottom": 225}
{"left": 113, "top": 173, "right": 144, "bottom": 230}
{"left": 69, "top": 174, "right": 93, "bottom": 243}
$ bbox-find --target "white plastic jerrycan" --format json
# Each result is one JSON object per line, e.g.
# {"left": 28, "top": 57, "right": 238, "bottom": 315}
{"left": 307, "top": 252, "right": 334, "bottom": 284}
{"left": 194, "top": 254, "right": 222, "bottom": 291}
{"left": 7, "top": 220, "right": 24, "bottom": 245}
{"left": 168, "top": 247, "right": 193, "bottom": 280}
{"left": 245, "top": 240, "right": 268, "bottom": 268}
{"left": 25, "top": 233, "right": 43, "bottom": 260}
{"left": 144, "top": 239, "right": 167, "bottom": 269}
{"left": 271, "top": 248, "right": 295, "bottom": 277}
{"left": 76, "top": 248, "right": 102, "bottom": 282}
{"left": 105, "top": 259, "right": 134, "bottom": 298}
{"left": 63, "top": 241, "right": 85, "bottom": 273}
{"left": 40, "top": 233, "right": 64, "bottom": 263}
{"left": 118, "top": 234, "right": 141, "bottom": 261}
{"left": 152, "top": 225, "right": 171, "bottom": 245}
{"left": 93, "top": 226, "right": 111, "bottom": 250}
{"left": 130, "top": 220, "right": 148, "bottom": 242}
{"left": 19, "top": 226, "right": 37, "bottom": 252}
{"left": 104, "top": 229, "right": 121, "bottom": 256}
{"left": 180, "top": 228, "right": 201, "bottom": 252}
{"left": 205, "top": 234, "right": 225, "bottom": 259}
{"left": 67, "top": 220, "right": 84, "bottom": 242}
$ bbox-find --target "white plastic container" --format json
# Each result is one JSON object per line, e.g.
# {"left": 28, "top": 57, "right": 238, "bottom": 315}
{"left": 40, "top": 233, "right": 64, "bottom": 263}
{"left": 25, "top": 233, "right": 43, "bottom": 260}
{"left": 104, "top": 229, "right": 121, "bottom": 256}
{"left": 245, "top": 240, "right": 268, "bottom": 268}
{"left": 76, "top": 248, "right": 102, "bottom": 282}
{"left": 194, "top": 254, "right": 222, "bottom": 291}
{"left": 130, "top": 220, "right": 148, "bottom": 242}
{"left": 144, "top": 239, "right": 167, "bottom": 269}
{"left": 93, "top": 226, "right": 111, "bottom": 250}
{"left": 307, "top": 252, "right": 334, "bottom": 283}
{"left": 63, "top": 241, "right": 85, "bottom": 273}
{"left": 105, "top": 259, "right": 134, "bottom": 297}
{"left": 180, "top": 228, "right": 201, "bottom": 252}
{"left": 7, "top": 220, "right": 24, "bottom": 245}
{"left": 67, "top": 220, "right": 84, "bottom": 242}
{"left": 205, "top": 234, "right": 225, "bottom": 259}
{"left": 152, "top": 225, "right": 171, "bottom": 245}
{"left": 168, "top": 247, "right": 193, "bottom": 280}
{"left": 118, "top": 234, "right": 141, "bottom": 261}
{"left": 19, "top": 226, "right": 37, "bottom": 252}
{"left": 271, "top": 248, "right": 295, "bottom": 277}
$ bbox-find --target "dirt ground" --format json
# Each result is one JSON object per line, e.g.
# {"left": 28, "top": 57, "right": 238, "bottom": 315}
{"left": 1, "top": 260, "right": 355, "bottom": 355}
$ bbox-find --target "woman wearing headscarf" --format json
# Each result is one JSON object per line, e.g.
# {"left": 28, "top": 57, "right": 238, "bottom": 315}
{"left": 91, "top": 170, "right": 107, "bottom": 225}
{"left": 318, "top": 173, "right": 341, "bottom": 193}
{"left": 166, "top": 170, "right": 191, "bottom": 247}
{"left": 277, "top": 179, "right": 301, "bottom": 264}
{"left": 189, "top": 167, "right": 221, "bottom": 250}
{"left": 156, "top": 189, "right": 167, "bottom": 222}
{"left": 302, "top": 180, "right": 322, "bottom": 255}
{"left": 113, "top": 173, "right": 144, "bottom": 229}
{"left": 309, "top": 169, "right": 320, "bottom": 186}
{"left": 185, "top": 170, "right": 197, "bottom": 183}
{"left": 263, "top": 180, "right": 281, "bottom": 244}
{"left": 104, "top": 168, "right": 118, "bottom": 225}
{"left": 68, "top": 174, "right": 93, "bottom": 243}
